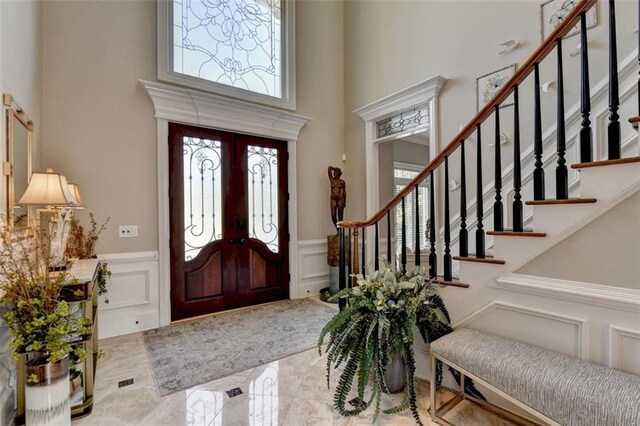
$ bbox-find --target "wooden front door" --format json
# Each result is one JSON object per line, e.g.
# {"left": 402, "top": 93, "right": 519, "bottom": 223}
{"left": 169, "top": 123, "right": 289, "bottom": 321}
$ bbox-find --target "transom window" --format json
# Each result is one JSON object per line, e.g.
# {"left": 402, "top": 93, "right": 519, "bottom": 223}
{"left": 377, "top": 102, "right": 430, "bottom": 139}
{"left": 158, "top": 0, "right": 295, "bottom": 109}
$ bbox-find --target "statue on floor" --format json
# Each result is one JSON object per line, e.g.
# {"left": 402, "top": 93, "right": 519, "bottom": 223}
{"left": 328, "top": 166, "right": 346, "bottom": 232}
{"left": 324, "top": 166, "right": 348, "bottom": 300}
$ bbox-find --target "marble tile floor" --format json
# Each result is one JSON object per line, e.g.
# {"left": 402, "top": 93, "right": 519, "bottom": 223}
{"left": 74, "top": 332, "right": 514, "bottom": 426}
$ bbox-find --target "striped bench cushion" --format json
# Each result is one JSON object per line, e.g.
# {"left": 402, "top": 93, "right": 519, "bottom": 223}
{"left": 430, "top": 328, "right": 640, "bottom": 426}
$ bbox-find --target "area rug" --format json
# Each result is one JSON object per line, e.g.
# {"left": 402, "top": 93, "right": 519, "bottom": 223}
{"left": 143, "top": 298, "right": 338, "bottom": 396}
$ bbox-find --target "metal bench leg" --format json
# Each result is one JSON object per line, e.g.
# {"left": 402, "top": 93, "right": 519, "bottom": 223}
{"left": 431, "top": 353, "right": 438, "bottom": 423}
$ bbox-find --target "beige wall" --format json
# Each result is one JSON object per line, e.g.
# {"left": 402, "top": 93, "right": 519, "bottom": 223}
{"left": 42, "top": 0, "right": 157, "bottom": 254}
{"left": 0, "top": 1, "right": 43, "bottom": 422}
{"left": 1, "top": 0, "right": 43, "bottom": 182}
{"left": 295, "top": 0, "right": 345, "bottom": 239}
{"left": 343, "top": 0, "right": 638, "bottom": 223}
{"left": 41, "top": 0, "right": 344, "bottom": 253}
{"left": 518, "top": 190, "right": 640, "bottom": 288}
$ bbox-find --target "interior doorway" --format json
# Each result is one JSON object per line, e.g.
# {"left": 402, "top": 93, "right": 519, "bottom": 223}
{"left": 378, "top": 132, "right": 430, "bottom": 268}
{"left": 169, "top": 123, "right": 289, "bottom": 321}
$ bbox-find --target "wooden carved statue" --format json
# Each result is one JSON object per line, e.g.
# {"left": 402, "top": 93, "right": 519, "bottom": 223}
{"left": 328, "top": 166, "right": 346, "bottom": 231}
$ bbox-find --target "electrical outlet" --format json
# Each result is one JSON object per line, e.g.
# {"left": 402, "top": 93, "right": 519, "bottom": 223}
{"left": 119, "top": 225, "right": 138, "bottom": 238}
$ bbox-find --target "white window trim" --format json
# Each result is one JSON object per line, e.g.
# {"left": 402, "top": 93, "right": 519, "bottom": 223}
{"left": 139, "top": 79, "right": 311, "bottom": 326}
{"left": 157, "top": 0, "right": 296, "bottom": 111}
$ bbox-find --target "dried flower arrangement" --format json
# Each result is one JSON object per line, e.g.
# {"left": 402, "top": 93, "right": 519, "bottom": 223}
{"left": 65, "top": 212, "right": 112, "bottom": 303}
{"left": 66, "top": 212, "right": 110, "bottom": 259}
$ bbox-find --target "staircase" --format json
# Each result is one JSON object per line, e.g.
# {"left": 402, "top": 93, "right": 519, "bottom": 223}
{"left": 337, "top": 0, "right": 640, "bottom": 376}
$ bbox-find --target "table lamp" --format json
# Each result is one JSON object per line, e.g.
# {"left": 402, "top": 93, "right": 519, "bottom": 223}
{"left": 18, "top": 171, "right": 78, "bottom": 270}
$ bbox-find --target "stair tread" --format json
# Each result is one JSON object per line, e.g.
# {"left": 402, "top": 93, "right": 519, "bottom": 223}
{"left": 433, "top": 277, "right": 469, "bottom": 288}
{"left": 571, "top": 156, "right": 640, "bottom": 169}
{"left": 452, "top": 255, "right": 506, "bottom": 265}
{"left": 487, "top": 230, "right": 547, "bottom": 237}
{"left": 525, "top": 198, "right": 597, "bottom": 205}
{"left": 629, "top": 116, "right": 640, "bottom": 127}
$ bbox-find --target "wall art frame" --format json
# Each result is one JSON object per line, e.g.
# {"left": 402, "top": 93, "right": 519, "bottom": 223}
{"left": 540, "top": 0, "right": 598, "bottom": 41}
{"left": 476, "top": 64, "right": 516, "bottom": 112}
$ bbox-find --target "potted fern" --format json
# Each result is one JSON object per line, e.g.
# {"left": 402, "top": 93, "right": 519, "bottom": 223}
{"left": 319, "top": 261, "right": 448, "bottom": 425}
{"left": 319, "top": 261, "right": 485, "bottom": 425}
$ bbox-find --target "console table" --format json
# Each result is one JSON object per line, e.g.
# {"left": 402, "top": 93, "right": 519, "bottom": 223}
{"left": 15, "top": 259, "right": 100, "bottom": 424}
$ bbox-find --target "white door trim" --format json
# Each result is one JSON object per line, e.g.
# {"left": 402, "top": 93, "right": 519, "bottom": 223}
{"left": 353, "top": 75, "right": 446, "bottom": 262}
{"left": 140, "top": 80, "right": 311, "bottom": 326}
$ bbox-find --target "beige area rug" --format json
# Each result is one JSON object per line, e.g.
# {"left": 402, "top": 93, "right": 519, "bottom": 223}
{"left": 143, "top": 298, "right": 338, "bottom": 396}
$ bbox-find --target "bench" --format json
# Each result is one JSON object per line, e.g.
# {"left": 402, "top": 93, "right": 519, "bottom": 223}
{"left": 429, "top": 328, "right": 640, "bottom": 426}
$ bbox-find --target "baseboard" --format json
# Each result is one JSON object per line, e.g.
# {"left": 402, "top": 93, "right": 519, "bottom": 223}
{"left": 97, "top": 251, "right": 160, "bottom": 338}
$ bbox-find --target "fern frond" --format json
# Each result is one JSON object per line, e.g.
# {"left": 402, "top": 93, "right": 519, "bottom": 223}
{"left": 427, "top": 293, "right": 451, "bottom": 324}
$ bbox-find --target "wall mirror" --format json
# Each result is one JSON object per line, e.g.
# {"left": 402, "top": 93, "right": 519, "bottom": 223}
{"left": 4, "top": 94, "right": 33, "bottom": 228}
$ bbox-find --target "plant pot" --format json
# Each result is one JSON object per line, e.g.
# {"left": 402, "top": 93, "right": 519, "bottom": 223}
{"left": 25, "top": 352, "right": 70, "bottom": 426}
{"left": 383, "top": 354, "right": 405, "bottom": 394}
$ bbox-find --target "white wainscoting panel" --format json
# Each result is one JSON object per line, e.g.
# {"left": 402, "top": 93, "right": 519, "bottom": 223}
{"left": 296, "top": 240, "right": 329, "bottom": 297}
{"left": 447, "top": 274, "right": 640, "bottom": 376}
{"left": 454, "top": 302, "right": 586, "bottom": 358}
{"left": 609, "top": 326, "right": 640, "bottom": 375}
{"left": 97, "top": 251, "right": 160, "bottom": 338}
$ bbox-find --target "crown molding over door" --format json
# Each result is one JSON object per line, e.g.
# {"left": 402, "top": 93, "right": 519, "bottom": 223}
{"left": 139, "top": 79, "right": 311, "bottom": 326}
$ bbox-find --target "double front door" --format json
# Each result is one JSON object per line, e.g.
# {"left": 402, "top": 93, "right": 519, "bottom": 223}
{"left": 169, "top": 123, "right": 289, "bottom": 321}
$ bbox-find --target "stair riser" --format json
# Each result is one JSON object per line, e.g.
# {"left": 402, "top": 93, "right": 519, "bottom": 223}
{"left": 531, "top": 204, "right": 595, "bottom": 235}
{"left": 459, "top": 262, "right": 508, "bottom": 286}
{"left": 578, "top": 162, "right": 640, "bottom": 200}
{"left": 492, "top": 237, "right": 547, "bottom": 266}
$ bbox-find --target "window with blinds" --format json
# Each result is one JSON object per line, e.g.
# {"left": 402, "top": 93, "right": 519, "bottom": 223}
{"left": 394, "top": 166, "right": 429, "bottom": 256}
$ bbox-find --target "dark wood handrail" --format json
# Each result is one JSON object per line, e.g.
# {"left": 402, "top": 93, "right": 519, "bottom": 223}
{"left": 339, "top": 0, "right": 598, "bottom": 229}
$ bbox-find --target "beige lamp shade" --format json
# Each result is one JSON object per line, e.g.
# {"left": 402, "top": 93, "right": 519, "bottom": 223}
{"left": 18, "top": 172, "right": 77, "bottom": 206}
{"left": 67, "top": 182, "right": 85, "bottom": 208}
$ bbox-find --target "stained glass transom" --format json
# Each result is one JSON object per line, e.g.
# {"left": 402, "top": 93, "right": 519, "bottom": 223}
{"left": 248, "top": 145, "right": 279, "bottom": 252}
{"left": 173, "top": 0, "right": 283, "bottom": 98}
{"left": 183, "top": 137, "right": 223, "bottom": 261}
{"left": 377, "top": 102, "right": 430, "bottom": 138}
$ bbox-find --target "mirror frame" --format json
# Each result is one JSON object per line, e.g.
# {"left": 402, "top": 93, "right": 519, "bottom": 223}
{"left": 3, "top": 93, "right": 33, "bottom": 228}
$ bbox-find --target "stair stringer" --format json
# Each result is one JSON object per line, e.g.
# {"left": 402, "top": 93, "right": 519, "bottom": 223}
{"left": 440, "top": 160, "right": 640, "bottom": 325}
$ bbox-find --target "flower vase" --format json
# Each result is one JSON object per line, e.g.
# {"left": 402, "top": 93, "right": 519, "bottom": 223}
{"left": 25, "top": 352, "right": 70, "bottom": 426}
{"left": 383, "top": 353, "right": 405, "bottom": 394}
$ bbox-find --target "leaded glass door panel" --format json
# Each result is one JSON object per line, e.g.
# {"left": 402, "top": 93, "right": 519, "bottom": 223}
{"left": 169, "top": 123, "right": 289, "bottom": 321}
